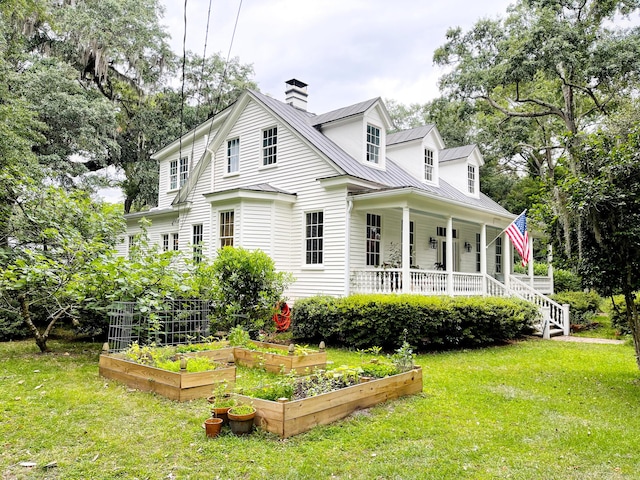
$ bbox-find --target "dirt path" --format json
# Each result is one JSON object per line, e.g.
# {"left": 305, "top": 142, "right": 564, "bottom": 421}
{"left": 551, "top": 335, "right": 625, "bottom": 345}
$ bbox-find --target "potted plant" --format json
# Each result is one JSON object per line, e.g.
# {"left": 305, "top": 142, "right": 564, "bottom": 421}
{"left": 227, "top": 403, "right": 256, "bottom": 436}
{"left": 207, "top": 381, "right": 236, "bottom": 425}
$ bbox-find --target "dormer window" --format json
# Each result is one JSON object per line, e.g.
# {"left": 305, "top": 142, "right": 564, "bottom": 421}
{"left": 170, "top": 156, "right": 189, "bottom": 190}
{"left": 467, "top": 164, "right": 476, "bottom": 194}
{"left": 366, "top": 124, "right": 380, "bottom": 164}
{"left": 424, "top": 148, "right": 434, "bottom": 182}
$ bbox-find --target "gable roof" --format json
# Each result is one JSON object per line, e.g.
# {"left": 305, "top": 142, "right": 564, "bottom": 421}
{"left": 170, "top": 88, "right": 510, "bottom": 216}
{"left": 309, "top": 98, "right": 380, "bottom": 126}
{"left": 386, "top": 125, "right": 436, "bottom": 146}
{"left": 440, "top": 145, "right": 478, "bottom": 163}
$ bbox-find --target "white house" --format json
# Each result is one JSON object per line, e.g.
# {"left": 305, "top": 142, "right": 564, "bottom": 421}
{"left": 120, "top": 79, "right": 568, "bottom": 335}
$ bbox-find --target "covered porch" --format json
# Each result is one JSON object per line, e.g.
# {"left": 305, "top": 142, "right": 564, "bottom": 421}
{"left": 346, "top": 189, "right": 553, "bottom": 297}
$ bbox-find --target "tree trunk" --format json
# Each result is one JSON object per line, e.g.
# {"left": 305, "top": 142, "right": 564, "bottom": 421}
{"left": 18, "top": 294, "right": 49, "bottom": 353}
{"left": 624, "top": 290, "right": 640, "bottom": 370}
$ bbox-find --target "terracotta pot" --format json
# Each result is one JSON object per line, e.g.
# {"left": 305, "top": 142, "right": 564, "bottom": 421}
{"left": 204, "top": 417, "right": 223, "bottom": 438}
{"left": 227, "top": 408, "right": 255, "bottom": 436}
{"left": 211, "top": 406, "right": 232, "bottom": 426}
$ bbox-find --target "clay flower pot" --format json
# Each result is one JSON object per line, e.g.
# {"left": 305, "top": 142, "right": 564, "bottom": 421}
{"left": 204, "top": 417, "right": 223, "bottom": 438}
{"left": 227, "top": 405, "right": 256, "bottom": 436}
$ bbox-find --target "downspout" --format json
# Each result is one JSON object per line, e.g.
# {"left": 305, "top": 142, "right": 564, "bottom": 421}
{"left": 345, "top": 197, "right": 353, "bottom": 296}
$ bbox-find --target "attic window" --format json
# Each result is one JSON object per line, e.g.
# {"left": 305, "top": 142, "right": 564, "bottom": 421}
{"left": 424, "top": 149, "right": 434, "bottom": 182}
{"left": 366, "top": 124, "right": 380, "bottom": 164}
{"left": 468, "top": 165, "right": 476, "bottom": 194}
{"left": 170, "top": 157, "right": 189, "bottom": 190}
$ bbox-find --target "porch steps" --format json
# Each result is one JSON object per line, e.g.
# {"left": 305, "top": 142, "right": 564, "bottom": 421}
{"left": 531, "top": 327, "right": 565, "bottom": 338}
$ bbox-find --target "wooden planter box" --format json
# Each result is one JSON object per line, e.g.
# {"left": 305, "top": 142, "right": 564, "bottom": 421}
{"left": 99, "top": 354, "right": 236, "bottom": 402}
{"left": 232, "top": 341, "right": 327, "bottom": 374}
{"left": 234, "top": 367, "right": 423, "bottom": 438}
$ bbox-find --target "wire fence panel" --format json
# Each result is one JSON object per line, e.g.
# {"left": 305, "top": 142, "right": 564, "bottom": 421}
{"left": 107, "top": 300, "right": 212, "bottom": 352}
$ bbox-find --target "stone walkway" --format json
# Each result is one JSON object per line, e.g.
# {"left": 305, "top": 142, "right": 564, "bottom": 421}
{"left": 551, "top": 335, "right": 625, "bottom": 345}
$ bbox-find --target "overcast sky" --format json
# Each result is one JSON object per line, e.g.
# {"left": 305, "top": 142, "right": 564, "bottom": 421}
{"left": 158, "top": 0, "right": 514, "bottom": 114}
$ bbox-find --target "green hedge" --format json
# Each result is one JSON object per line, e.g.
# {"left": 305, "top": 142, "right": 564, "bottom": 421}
{"left": 553, "top": 269, "right": 582, "bottom": 293}
{"left": 608, "top": 294, "right": 636, "bottom": 335}
{"left": 291, "top": 294, "right": 538, "bottom": 351}
{"left": 550, "top": 291, "right": 601, "bottom": 325}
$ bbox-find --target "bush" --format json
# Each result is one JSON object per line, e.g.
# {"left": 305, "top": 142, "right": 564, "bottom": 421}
{"left": 209, "top": 247, "right": 293, "bottom": 333}
{"left": 550, "top": 291, "right": 601, "bottom": 326}
{"left": 292, "top": 294, "right": 538, "bottom": 351}
{"left": 608, "top": 294, "right": 637, "bottom": 335}
{"left": 553, "top": 269, "right": 582, "bottom": 293}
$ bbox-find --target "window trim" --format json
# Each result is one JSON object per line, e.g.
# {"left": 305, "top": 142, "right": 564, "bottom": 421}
{"left": 366, "top": 124, "right": 381, "bottom": 164}
{"left": 424, "top": 148, "right": 434, "bottom": 182}
{"left": 169, "top": 159, "right": 178, "bottom": 190}
{"left": 219, "top": 210, "right": 234, "bottom": 247}
{"left": 304, "top": 210, "right": 324, "bottom": 266}
{"left": 226, "top": 137, "right": 240, "bottom": 174}
{"left": 366, "top": 213, "right": 381, "bottom": 266}
{"left": 262, "top": 126, "right": 278, "bottom": 166}
{"left": 192, "top": 224, "right": 203, "bottom": 263}
{"left": 468, "top": 164, "right": 476, "bottom": 194}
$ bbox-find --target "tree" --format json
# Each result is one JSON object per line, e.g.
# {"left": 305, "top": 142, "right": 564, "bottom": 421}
{"left": 433, "top": 0, "right": 640, "bottom": 258}
{"left": 565, "top": 120, "right": 640, "bottom": 368}
{"left": 0, "top": 186, "right": 124, "bottom": 352}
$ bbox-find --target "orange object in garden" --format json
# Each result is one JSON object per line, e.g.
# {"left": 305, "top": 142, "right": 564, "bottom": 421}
{"left": 273, "top": 302, "right": 291, "bottom": 332}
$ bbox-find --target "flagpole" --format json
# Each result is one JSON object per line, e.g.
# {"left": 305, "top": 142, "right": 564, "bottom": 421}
{"left": 485, "top": 209, "right": 527, "bottom": 249}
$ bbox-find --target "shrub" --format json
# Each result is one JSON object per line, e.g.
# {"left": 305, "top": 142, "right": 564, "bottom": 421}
{"left": 553, "top": 269, "right": 582, "bottom": 293}
{"left": 550, "top": 291, "right": 601, "bottom": 326}
{"left": 292, "top": 294, "right": 538, "bottom": 351}
{"left": 608, "top": 294, "right": 637, "bottom": 335}
{"left": 209, "top": 247, "right": 293, "bottom": 333}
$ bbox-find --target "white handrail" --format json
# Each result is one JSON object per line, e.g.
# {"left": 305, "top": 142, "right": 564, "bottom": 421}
{"left": 509, "top": 276, "right": 569, "bottom": 335}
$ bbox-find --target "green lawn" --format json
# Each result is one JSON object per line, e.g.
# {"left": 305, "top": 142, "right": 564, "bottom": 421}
{"left": 2, "top": 336, "right": 639, "bottom": 479}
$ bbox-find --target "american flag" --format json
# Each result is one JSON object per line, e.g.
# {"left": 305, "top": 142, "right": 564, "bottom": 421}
{"left": 505, "top": 211, "right": 530, "bottom": 266}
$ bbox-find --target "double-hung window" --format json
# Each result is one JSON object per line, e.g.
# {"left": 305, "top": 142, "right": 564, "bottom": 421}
{"left": 170, "top": 157, "right": 189, "bottom": 190}
{"left": 305, "top": 211, "right": 323, "bottom": 265}
{"left": 366, "top": 213, "right": 381, "bottom": 266}
{"left": 468, "top": 164, "right": 476, "bottom": 194}
{"left": 475, "top": 233, "right": 481, "bottom": 273}
{"left": 495, "top": 237, "right": 502, "bottom": 274}
{"left": 192, "top": 224, "right": 203, "bottom": 263}
{"left": 179, "top": 157, "right": 189, "bottom": 187}
{"left": 366, "top": 124, "right": 380, "bottom": 164}
{"left": 162, "top": 234, "right": 169, "bottom": 252}
{"left": 227, "top": 138, "right": 239, "bottom": 174}
{"left": 172, "top": 233, "right": 179, "bottom": 251}
{"left": 424, "top": 149, "right": 434, "bottom": 182}
{"left": 262, "top": 127, "right": 277, "bottom": 166}
{"left": 219, "top": 211, "right": 234, "bottom": 247}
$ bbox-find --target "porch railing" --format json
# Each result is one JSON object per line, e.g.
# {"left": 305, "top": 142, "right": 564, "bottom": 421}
{"left": 512, "top": 274, "right": 554, "bottom": 295}
{"left": 350, "top": 269, "right": 569, "bottom": 336}
{"left": 509, "top": 276, "right": 569, "bottom": 335}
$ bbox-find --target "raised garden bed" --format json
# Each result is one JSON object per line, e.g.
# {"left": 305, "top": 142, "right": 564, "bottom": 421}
{"left": 232, "top": 341, "right": 327, "bottom": 374}
{"left": 233, "top": 366, "right": 423, "bottom": 438}
{"left": 98, "top": 353, "right": 236, "bottom": 402}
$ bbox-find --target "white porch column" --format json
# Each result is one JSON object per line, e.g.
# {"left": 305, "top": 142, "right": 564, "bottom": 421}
{"left": 344, "top": 199, "right": 353, "bottom": 296}
{"left": 504, "top": 232, "right": 511, "bottom": 290}
{"left": 402, "top": 206, "right": 411, "bottom": 293}
{"left": 481, "top": 223, "right": 487, "bottom": 295}
{"left": 446, "top": 216, "right": 453, "bottom": 295}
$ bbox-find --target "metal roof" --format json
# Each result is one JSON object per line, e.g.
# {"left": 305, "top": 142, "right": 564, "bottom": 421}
{"left": 250, "top": 90, "right": 511, "bottom": 216}
{"left": 386, "top": 125, "right": 436, "bottom": 146}
{"left": 440, "top": 144, "right": 478, "bottom": 163}
{"left": 309, "top": 98, "right": 380, "bottom": 127}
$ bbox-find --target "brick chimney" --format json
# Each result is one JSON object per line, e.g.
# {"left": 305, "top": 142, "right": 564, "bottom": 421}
{"left": 285, "top": 79, "right": 308, "bottom": 111}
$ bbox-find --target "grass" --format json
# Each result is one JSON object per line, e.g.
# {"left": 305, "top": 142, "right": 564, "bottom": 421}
{"left": 2, "top": 336, "right": 640, "bottom": 479}
{"left": 572, "top": 313, "right": 628, "bottom": 341}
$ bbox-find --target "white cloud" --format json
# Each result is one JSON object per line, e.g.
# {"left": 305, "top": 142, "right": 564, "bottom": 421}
{"left": 160, "top": 0, "right": 514, "bottom": 112}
